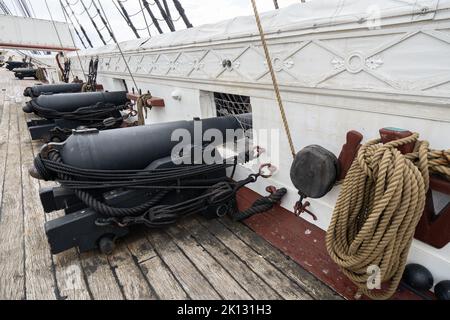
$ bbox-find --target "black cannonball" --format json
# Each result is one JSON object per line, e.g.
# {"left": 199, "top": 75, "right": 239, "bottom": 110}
{"left": 402, "top": 264, "right": 434, "bottom": 291}
{"left": 435, "top": 280, "right": 450, "bottom": 300}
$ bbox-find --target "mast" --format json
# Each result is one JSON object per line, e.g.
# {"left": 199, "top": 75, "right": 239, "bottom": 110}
{"left": 80, "top": 0, "right": 107, "bottom": 45}
{"left": 142, "top": 0, "right": 164, "bottom": 34}
{"left": 172, "top": 0, "right": 193, "bottom": 28}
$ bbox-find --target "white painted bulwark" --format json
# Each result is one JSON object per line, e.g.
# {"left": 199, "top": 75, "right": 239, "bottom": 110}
{"left": 67, "top": 0, "right": 450, "bottom": 285}
{"left": 0, "top": 15, "right": 75, "bottom": 51}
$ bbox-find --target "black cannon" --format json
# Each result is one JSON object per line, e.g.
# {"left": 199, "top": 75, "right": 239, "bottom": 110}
{"left": 23, "top": 91, "right": 130, "bottom": 142}
{"left": 5, "top": 61, "right": 29, "bottom": 71}
{"left": 24, "top": 83, "right": 84, "bottom": 98}
{"left": 29, "top": 114, "right": 275, "bottom": 255}
{"left": 14, "top": 68, "right": 38, "bottom": 80}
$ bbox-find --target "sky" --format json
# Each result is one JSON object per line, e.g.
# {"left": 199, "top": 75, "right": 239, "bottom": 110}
{"left": 2, "top": 0, "right": 304, "bottom": 48}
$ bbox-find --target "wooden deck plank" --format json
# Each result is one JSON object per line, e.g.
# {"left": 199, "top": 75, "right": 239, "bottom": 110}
{"left": 199, "top": 219, "right": 314, "bottom": 300}
{"left": 126, "top": 232, "right": 158, "bottom": 264}
{"left": 166, "top": 224, "right": 253, "bottom": 300}
{"left": 0, "top": 95, "right": 25, "bottom": 299}
{"left": 219, "top": 217, "right": 343, "bottom": 300}
{"left": 26, "top": 112, "right": 92, "bottom": 301}
{"left": 52, "top": 250, "right": 93, "bottom": 300}
{"left": 108, "top": 241, "right": 157, "bottom": 300}
{"left": 18, "top": 101, "right": 57, "bottom": 300}
{"left": 147, "top": 230, "right": 221, "bottom": 300}
{"left": 79, "top": 251, "right": 124, "bottom": 300}
{"left": 0, "top": 84, "right": 11, "bottom": 225}
{"left": 126, "top": 233, "right": 189, "bottom": 300}
{"left": 180, "top": 219, "right": 282, "bottom": 300}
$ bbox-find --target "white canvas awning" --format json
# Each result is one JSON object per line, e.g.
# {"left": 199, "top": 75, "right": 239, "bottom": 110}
{"left": 0, "top": 14, "right": 76, "bottom": 52}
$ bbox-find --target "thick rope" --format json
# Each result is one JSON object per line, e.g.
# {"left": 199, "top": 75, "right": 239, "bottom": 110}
{"left": 250, "top": 0, "right": 296, "bottom": 158}
{"left": 233, "top": 187, "right": 287, "bottom": 221}
{"left": 36, "top": 68, "right": 47, "bottom": 82}
{"left": 326, "top": 133, "right": 450, "bottom": 300}
{"left": 137, "top": 93, "right": 153, "bottom": 126}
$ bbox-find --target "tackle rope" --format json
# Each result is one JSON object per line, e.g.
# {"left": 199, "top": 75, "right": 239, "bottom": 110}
{"left": 82, "top": 58, "right": 98, "bottom": 92}
{"left": 326, "top": 133, "right": 450, "bottom": 300}
{"left": 233, "top": 187, "right": 287, "bottom": 221}
{"left": 136, "top": 93, "right": 153, "bottom": 126}
{"left": 33, "top": 151, "right": 275, "bottom": 226}
{"left": 250, "top": 0, "right": 296, "bottom": 158}
{"left": 36, "top": 68, "right": 47, "bottom": 82}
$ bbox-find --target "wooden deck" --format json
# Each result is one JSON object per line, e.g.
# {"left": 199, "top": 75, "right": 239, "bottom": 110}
{"left": 0, "top": 69, "right": 341, "bottom": 300}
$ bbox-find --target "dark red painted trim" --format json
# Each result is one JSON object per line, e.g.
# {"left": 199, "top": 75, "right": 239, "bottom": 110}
{"left": 236, "top": 187, "right": 431, "bottom": 300}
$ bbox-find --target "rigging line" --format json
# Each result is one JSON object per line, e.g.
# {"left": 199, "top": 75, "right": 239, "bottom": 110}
{"left": 114, "top": 0, "right": 141, "bottom": 38}
{"left": 172, "top": 0, "right": 192, "bottom": 28}
{"left": 44, "top": 0, "right": 66, "bottom": 51}
{"left": 59, "top": 0, "right": 87, "bottom": 81}
{"left": 10, "top": 0, "right": 18, "bottom": 15}
{"left": 154, "top": 0, "right": 175, "bottom": 31}
{"left": 250, "top": 0, "right": 296, "bottom": 159}
{"left": 162, "top": 0, "right": 171, "bottom": 20}
{"left": 92, "top": 0, "right": 119, "bottom": 44}
{"left": 0, "top": 0, "right": 11, "bottom": 15}
{"left": 80, "top": 0, "right": 106, "bottom": 45}
{"left": 117, "top": 0, "right": 145, "bottom": 18}
{"left": 273, "top": 0, "right": 279, "bottom": 10}
{"left": 142, "top": 0, "right": 163, "bottom": 34}
{"left": 26, "top": 0, "right": 36, "bottom": 16}
{"left": 61, "top": 2, "right": 87, "bottom": 49}
{"left": 15, "top": 0, "right": 27, "bottom": 16}
{"left": 139, "top": 0, "right": 152, "bottom": 37}
{"left": 65, "top": 0, "right": 93, "bottom": 48}
{"left": 97, "top": 0, "right": 139, "bottom": 91}
{"left": 66, "top": 0, "right": 86, "bottom": 16}
{"left": 21, "top": 0, "right": 32, "bottom": 16}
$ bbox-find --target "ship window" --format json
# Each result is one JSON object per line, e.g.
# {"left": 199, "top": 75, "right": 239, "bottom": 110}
{"left": 214, "top": 92, "right": 252, "bottom": 132}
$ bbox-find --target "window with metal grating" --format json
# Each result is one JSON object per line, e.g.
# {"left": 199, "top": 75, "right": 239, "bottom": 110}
{"left": 214, "top": 92, "right": 252, "bottom": 132}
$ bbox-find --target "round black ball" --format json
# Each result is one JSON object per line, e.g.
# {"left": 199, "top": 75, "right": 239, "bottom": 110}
{"left": 402, "top": 264, "right": 434, "bottom": 291}
{"left": 435, "top": 280, "right": 450, "bottom": 300}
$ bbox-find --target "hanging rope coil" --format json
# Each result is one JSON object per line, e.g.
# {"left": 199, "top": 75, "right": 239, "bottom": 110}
{"left": 136, "top": 93, "right": 153, "bottom": 125}
{"left": 36, "top": 68, "right": 48, "bottom": 82}
{"left": 326, "top": 133, "right": 450, "bottom": 300}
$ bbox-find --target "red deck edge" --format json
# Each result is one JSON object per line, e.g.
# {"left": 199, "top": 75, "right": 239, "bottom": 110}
{"left": 236, "top": 187, "right": 430, "bottom": 300}
{"left": 0, "top": 43, "right": 77, "bottom": 52}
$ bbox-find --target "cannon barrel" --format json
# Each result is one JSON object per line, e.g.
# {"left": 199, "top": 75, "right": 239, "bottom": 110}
{"left": 45, "top": 114, "right": 252, "bottom": 171}
{"left": 23, "top": 91, "right": 128, "bottom": 114}
{"left": 24, "top": 83, "right": 83, "bottom": 98}
{"left": 5, "top": 61, "right": 28, "bottom": 71}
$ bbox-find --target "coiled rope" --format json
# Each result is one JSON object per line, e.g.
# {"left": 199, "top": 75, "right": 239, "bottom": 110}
{"left": 326, "top": 133, "right": 450, "bottom": 300}
{"left": 36, "top": 68, "right": 47, "bottom": 82}
{"left": 136, "top": 93, "right": 153, "bottom": 126}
